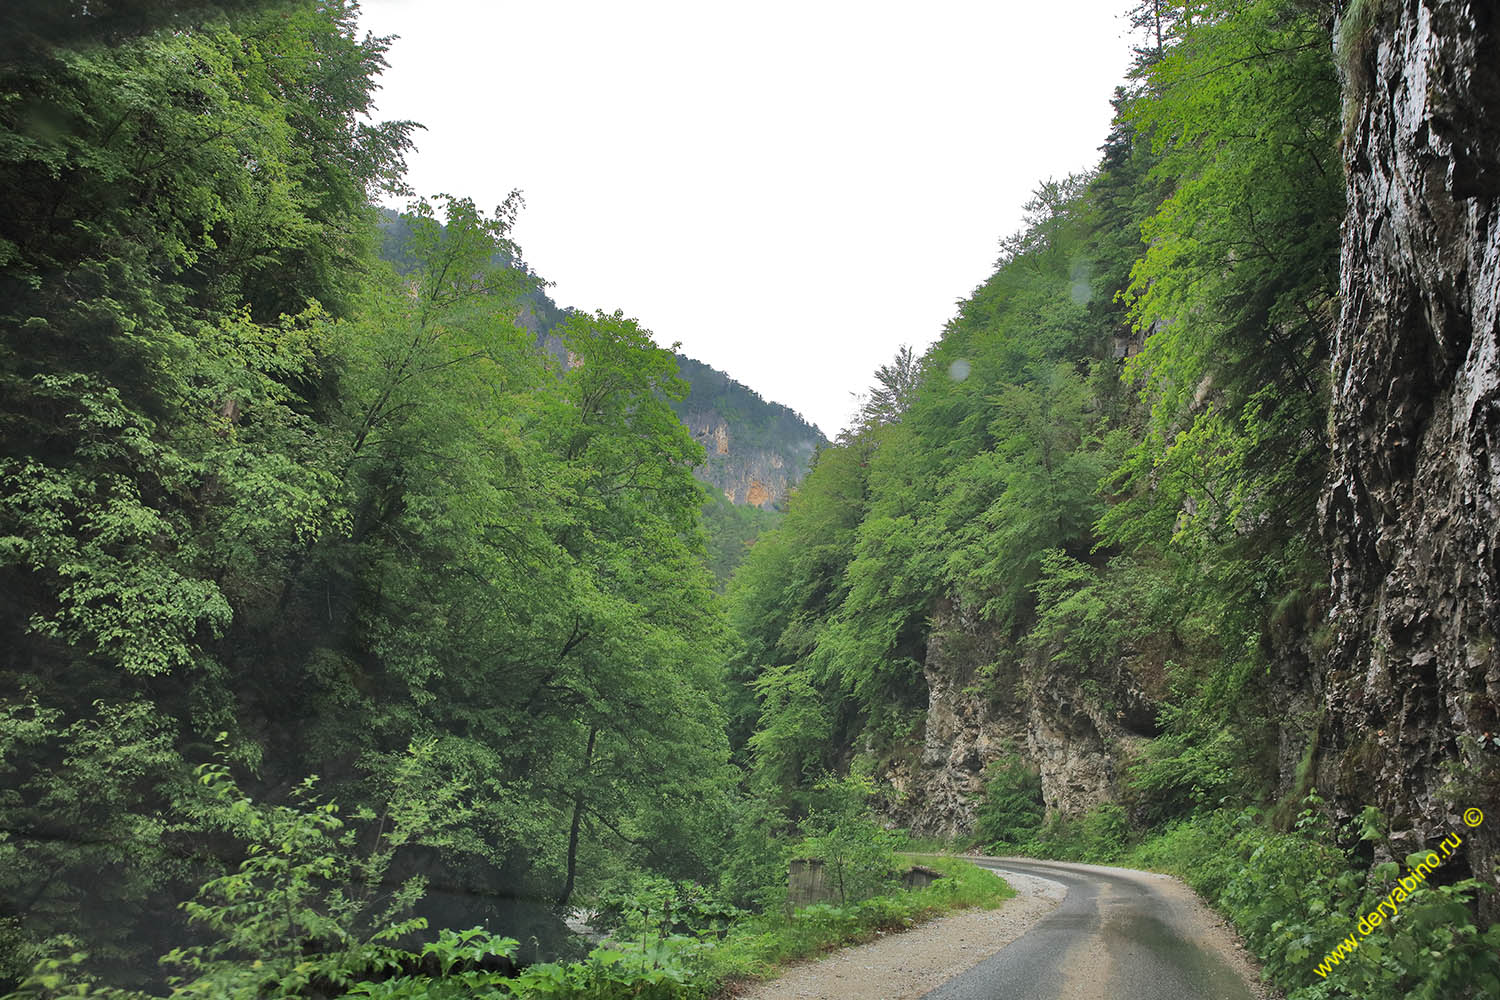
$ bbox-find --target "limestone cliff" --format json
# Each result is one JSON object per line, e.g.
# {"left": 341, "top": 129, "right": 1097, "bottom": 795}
{"left": 678, "top": 410, "right": 807, "bottom": 508}
{"left": 882, "top": 601, "right": 1159, "bottom": 838}
{"left": 1320, "top": 0, "right": 1499, "bottom": 902}
{"left": 671, "top": 355, "right": 826, "bottom": 509}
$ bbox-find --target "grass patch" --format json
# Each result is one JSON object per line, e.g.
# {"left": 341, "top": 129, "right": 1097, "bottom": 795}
{"left": 703, "top": 855, "right": 1013, "bottom": 994}
{"left": 892, "top": 831, "right": 967, "bottom": 854}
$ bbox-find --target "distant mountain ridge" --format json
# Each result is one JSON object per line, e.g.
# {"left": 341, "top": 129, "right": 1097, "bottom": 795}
{"left": 376, "top": 209, "right": 826, "bottom": 511}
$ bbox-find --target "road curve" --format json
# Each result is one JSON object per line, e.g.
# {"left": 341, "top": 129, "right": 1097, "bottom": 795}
{"left": 920, "top": 857, "right": 1273, "bottom": 1000}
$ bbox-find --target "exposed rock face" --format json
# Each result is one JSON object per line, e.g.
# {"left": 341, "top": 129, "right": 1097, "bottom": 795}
{"left": 679, "top": 409, "right": 817, "bottom": 509}
{"left": 883, "top": 603, "right": 1026, "bottom": 838}
{"left": 882, "top": 601, "right": 1157, "bottom": 838}
{"left": 667, "top": 353, "right": 825, "bottom": 508}
{"left": 1321, "top": 0, "right": 1499, "bottom": 900}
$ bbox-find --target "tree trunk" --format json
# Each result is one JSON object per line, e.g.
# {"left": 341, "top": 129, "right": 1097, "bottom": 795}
{"left": 556, "top": 726, "right": 597, "bottom": 908}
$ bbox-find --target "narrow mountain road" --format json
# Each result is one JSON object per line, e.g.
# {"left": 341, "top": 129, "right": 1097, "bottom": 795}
{"left": 920, "top": 858, "right": 1276, "bottom": 1000}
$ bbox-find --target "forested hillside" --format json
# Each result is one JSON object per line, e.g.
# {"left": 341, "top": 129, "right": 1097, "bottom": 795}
{"left": 669, "top": 356, "right": 824, "bottom": 509}
{"left": 376, "top": 212, "right": 821, "bottom": 582}
{"left": 670, "top": 358, "right": 824, "bottom": 581}
{"left": 727, "top": 0, "right": 1498, "bottom": 995}
{"left": 1, "top": 1, "right": 1497, "bottom": 999}
{"left": 732, "top": 0, "right": 1343, "bottom": 824}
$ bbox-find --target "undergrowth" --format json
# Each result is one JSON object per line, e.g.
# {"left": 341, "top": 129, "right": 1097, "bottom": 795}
{"left": 1124, "top": 798, "right": 1499, "bottom": 999}
{"left": 703, "top": 855, "right": 1012, "bottom": 992}
{"left": 4, "top": 834, "right": 1011, "bottom": 1000}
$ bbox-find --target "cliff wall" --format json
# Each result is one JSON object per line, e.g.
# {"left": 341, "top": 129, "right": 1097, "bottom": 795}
{"left": 883, "top": 601, "right": 1158, "bottom": 838}
{"left": 1321, "top": 0, "right": 1499, "bottom": 898}
{"left": 670, "top": 355, "right": 825, "bottom": 508}
{"left": 678, "top": 408, "right": 817, "bottom": 508}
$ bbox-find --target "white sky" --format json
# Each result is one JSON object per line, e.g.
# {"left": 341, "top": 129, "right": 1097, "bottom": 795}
{"left": 358, "top": 1, "right": 1137, "bottom": 436}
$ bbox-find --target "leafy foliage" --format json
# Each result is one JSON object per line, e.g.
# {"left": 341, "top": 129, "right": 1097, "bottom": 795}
{"left": 5, "top": 0, "right": 1494, "bottom": 996}
{"left": 974, "top": 756, "right": 1045, "bottom": 849}
{"left": 699, "top": 494, "right": 781, "bottom": 585}
{"left": 1019, "top": 804, "right": 1131, "bottom": 864}
{"left": 0, "top": 771, "right": 1010, "bottom": 1000}
{"left": 0, "top": 4, "right": 735, "bottom": 986}
{"left": 793, "top": 775, "right": 901, "bottom": 906}
{"left": 1128, "top": 799, "right": 1500, "bottom": 1000}
{"left": 699, "top": 855, "right": 1013, "bottom": 990}
{"left": 726, "top": 2, "right": 1349, "bottom": 871}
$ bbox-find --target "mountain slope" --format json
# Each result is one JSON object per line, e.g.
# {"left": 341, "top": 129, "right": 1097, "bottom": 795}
{"left": 670, "top": 354, "right": 826, "bottom": 509}
{"left": 376, "top": 209, "right": 824, "bottom": 578}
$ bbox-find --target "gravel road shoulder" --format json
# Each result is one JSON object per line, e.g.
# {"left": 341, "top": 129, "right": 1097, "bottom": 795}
{"left": 728, "top": 868, "right": 1065, "bottom": 1000}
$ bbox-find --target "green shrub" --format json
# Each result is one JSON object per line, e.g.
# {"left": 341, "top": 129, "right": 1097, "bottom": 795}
{"left": 1021, "top": 803, "right": 1129, "bottom": 863}
{"left": 1125, "top": 797, "right": 1500, "bottom": 1000}
{"left": 713, "top": 797, "right": 788, "bottom": 911}
{"left": 974, "top": 755, "right": 1044, "bottom": 848}
{"left": 590, "top": 875, "right": 743, "bottom": 943}
{"left": 794, "top": 775, "right": 901, "bottom": 904}
{"left": 506, "top": 937, "right": 706, "bottom": 1000}
{"left": 0, "top": 762, "right": 1016, "bottom": 1000}
{"left": 1125, "top": 722, "right": 1243, "bottom": 825}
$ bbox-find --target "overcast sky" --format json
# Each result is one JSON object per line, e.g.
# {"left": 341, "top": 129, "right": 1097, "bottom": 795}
{"left": 358, "top": 1, "right": 1137, "bottom": 436}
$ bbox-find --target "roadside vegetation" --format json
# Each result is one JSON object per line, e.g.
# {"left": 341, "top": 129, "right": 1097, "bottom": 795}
{"left": 968, "top": 768, "right": 1500, "bottom": 1000}
{"left": 721, "top": 1, "right": 1497, "bottom": 997}
{"left": 2, "top": 761, "right": 1008, "bottom": 1000}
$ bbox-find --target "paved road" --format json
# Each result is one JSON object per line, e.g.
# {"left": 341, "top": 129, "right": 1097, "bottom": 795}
{"left": 920, "top": 858, "right": 1266, "bottom": 1000}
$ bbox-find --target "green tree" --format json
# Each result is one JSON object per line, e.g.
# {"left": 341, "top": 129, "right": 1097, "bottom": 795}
{"left": 0, "top": 4, "right": 412, "bottom": 977}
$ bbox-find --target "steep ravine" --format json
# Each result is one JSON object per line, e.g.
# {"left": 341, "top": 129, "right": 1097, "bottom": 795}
{"left": 1319, "top": 0, "right": 1500, "bottom": 907}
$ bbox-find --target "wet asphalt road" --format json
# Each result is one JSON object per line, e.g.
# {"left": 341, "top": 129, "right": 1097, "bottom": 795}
{"left": 919, "top": 858, "right": 1261, "bottom": 1000}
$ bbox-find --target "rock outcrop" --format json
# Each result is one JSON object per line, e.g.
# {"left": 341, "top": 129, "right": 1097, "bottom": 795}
{"left": 1320, "top": 0, "right": 1499, "bottom": 902}
{"left": 670, "top": 354, "right": 825, "bottom": 509}
{"left": 677, "top": 409, "right": 816, "bottom": 509}
{"left": 882, "top": 601, "right": 1158, "bottom": 838}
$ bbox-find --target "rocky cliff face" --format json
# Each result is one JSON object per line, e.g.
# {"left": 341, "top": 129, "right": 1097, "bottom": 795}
{"left": 882, "top": 601, "right": 1158, "bottom": 838}
{"left": 1320, "top": 0, "right": 1499, "bottom": 900}
{"left": 678, "top": 408, "right": 814, "bottom": 508}
{"left": 669, "top": 356, "right": 825, "bottom": 509}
